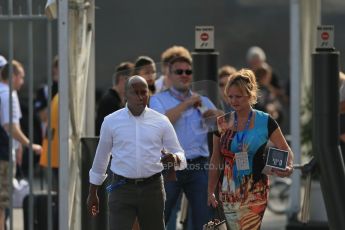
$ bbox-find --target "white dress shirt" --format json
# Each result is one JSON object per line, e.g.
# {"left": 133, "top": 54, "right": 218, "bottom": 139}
{"left": 89, "top": 106, "right": 187, "bottom": 185}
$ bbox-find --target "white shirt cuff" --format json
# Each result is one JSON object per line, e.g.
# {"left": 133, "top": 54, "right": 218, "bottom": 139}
{"left": 89, "top": 169, "right": 108, "bottom": 185}
{"left": 174, "top": 151, "right": 187, "bottom": 171}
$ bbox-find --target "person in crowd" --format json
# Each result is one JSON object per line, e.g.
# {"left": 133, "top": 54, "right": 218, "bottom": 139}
{"left": 0, "top": 60, "right": 42, "bottom": 230}
{"left": 133, "top": 56, "right": 157, "bottom": 95}
{"left": 155, "top": 46, "right": 191, "bottom": 93}
{"left": 218, "top": 65, "right": 237, "bottom": 113}
{"left": 246, "top": 46, "right": 289, "bottom": 132}
{"left": 150, "top": 47, "right": 223, "bottom": 230}
{"left": 39, "top": 94, "right": 59, "bottom": 191}
{"left": 156, "top": 46, "right": 199, "bottom": 230}
{"left": 18, "top": 56, "right": 59, "bottom": 178}
{"left": 18, "top": 97, "right": 43, "bottom": 178}
{"left": 246, "top": 46, "right": 286, "bottom": 99}
{"left": 207, "top": 69, "right": 294, "bottom": 230}
{"left": 87, "top": 76, "right": 186, "bottom": 230}
{"left": 35, "top": 56, "right": 59, "bottom": 113}
{"left": 95, "top": 61, "right": 134, "bottom": 135}
{"left": 254, "top": 64, "right": 284, "bottom": 124}
{"left": 34, "top": 56, "right": 59, "bottom": 127}
{"left": 246, "top": 46, "right": 266, "bottom": 70}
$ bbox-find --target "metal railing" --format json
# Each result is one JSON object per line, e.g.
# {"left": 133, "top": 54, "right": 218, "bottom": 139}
{"left": 0, "top": 1, "right": 56, "bottom": 230}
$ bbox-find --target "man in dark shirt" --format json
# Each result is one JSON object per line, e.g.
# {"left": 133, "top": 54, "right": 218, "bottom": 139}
{"left": 95, "top": 62, "right": 134, "bottom": 135}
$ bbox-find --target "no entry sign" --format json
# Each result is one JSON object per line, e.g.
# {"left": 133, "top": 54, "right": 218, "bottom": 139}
{"left": 195, "top": 26, "right": 214, "bottom": 50}
{"left": 317, "top": 25, "right": 334, "bottom": 50}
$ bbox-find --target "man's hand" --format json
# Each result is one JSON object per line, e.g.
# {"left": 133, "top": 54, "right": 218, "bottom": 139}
{"left": 161, "top": 150, "right": 179, "bottom": 181}
{"left": 87, "top": 185, "right": 100, "bottom": 217}
{"left": 184, "top": 94, "right": 201, "bottom": 108}
{"left": 32, "top": 144, "right": 42, "bottom": 155}
{"left": 161, "top": 150, "right": 181, "bottom": 167}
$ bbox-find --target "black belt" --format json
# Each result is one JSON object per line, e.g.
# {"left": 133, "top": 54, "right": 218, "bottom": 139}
{"left": 186, "top": 156, "right": 208, "bottom": 164}
{"left": 113, "top": 172, "right": 161, "bottom": 185}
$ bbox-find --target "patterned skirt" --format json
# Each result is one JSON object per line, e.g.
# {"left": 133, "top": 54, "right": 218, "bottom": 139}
{"left": 222, "top": 200, "right": 267, "bottom": 230}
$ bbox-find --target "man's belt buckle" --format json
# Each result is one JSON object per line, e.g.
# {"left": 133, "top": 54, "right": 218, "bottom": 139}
{"left": 133, "top": 178, "right": 145, "bottom": 184}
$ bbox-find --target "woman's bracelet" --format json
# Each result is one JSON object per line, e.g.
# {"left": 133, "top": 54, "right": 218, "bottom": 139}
{"left": 208, "top": 192, "right": 215, "bottom": 197}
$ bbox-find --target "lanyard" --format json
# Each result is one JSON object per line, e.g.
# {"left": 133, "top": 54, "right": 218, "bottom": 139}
{"left": 234, "top": 110, "right": 253, "bottom": 151}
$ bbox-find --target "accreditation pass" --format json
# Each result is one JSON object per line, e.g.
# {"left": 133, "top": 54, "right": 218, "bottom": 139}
{"left": 235, "top": 152, "right": 249, "bottom": 170}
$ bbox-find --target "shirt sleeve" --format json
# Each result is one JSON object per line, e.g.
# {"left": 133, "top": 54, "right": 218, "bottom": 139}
{"left": 162, "top": 117, "right": 187, "bottom": 171}
{"left": 0, "top": 91, "right": 21, "bottom": 125}
{"left": 149, "top": 95, "right": 167, "bottom": 115}
{"left": 89, "top": 118, "right": 113, "bottom": 185}
{"left": 12, "top": 92, "right": 22, "bottom": 123}
{"left": 268, "top": 115, "right": 279, "bottom": 138}
{"left": 0, "top": 94, "right": 6, "bottom": 125}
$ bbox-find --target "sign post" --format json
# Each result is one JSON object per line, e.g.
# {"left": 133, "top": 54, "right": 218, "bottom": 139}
{"left": 312, "top": 25, "right": 345, "bottom": 230}
{"left": 192, "top": 25, "right": 218, "bottom": 106}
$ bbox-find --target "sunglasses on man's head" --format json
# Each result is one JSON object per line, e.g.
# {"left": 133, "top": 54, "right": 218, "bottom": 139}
{"left": 173, "top": 69, "right": 193, "bottom": 75}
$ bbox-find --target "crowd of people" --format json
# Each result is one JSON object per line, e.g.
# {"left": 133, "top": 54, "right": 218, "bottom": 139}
{"left": 0, "top": 43, "right": 344, "bottom": 230}
{"left": 87, "top": 45, "right": 295, "bottom": 230}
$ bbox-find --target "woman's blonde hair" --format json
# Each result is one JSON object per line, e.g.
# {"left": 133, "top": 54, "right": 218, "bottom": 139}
{"left": 225, "top": 68, "right": 258, "bottom": 106}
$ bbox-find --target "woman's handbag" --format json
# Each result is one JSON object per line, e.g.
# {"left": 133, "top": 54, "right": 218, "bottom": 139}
{"left": 203, "top": 219, "right": 227, "bottom": 230}
{"left": 203, "top": 205, "right": 228, "bottom": 230}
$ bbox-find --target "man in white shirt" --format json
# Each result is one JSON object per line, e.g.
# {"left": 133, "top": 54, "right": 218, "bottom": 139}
{"left": 87, "top": 75, "right": 186, "bottom": 230}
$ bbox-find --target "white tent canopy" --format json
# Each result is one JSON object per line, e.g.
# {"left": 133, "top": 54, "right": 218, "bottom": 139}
{"left": 51, "top": 0, "right": 95, "bottom": 229}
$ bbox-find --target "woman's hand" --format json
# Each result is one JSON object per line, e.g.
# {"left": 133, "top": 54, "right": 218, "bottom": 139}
{"left": 269, "top": 127, "right": 295, "bottom": 178}
{"left": 273, "top": 163, "right": 294, "bottom": 177}
{"left": 207, "top": 193, "right": 219, "bottom": 208}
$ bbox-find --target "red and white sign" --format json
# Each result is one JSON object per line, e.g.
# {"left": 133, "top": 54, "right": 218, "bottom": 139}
{"left": 195, "top": 26, "right": 214, "bottom": 50}
{"left": 200, "top": 33, "right": 209, "bottom": 41}
{"left": 317, "top": 25, "right": 334, "bottom": 49}
{"left": 321, "top": 32, "right": 329, "bottom": 40}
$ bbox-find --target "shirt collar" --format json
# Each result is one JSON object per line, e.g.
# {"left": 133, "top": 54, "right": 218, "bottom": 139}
{"left": 125, "top": 103, "right": 148, "bottom": 118}
{"left": 169, "top": 87, "right": 193, "bottom": 101}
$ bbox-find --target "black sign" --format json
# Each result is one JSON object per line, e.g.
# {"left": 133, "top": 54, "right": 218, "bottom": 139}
{"left": 265, "top": 147, "right": 288, "bottom": 170}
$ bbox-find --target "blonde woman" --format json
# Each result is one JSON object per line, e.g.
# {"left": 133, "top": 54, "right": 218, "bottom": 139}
{"left": 208, "top": 69, "right": 294, "bottom": 230}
